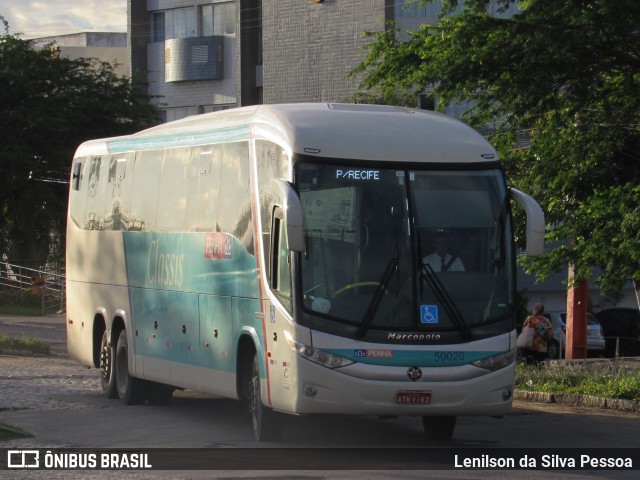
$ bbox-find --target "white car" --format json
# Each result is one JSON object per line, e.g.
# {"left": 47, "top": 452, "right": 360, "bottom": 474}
{"left": 543, "top": 311, "right": 605, "bottom": 359}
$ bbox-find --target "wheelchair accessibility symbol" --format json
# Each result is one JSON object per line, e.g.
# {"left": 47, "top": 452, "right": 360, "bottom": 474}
{"left": 420, "top": 305, "right": 438, "bottom": 324}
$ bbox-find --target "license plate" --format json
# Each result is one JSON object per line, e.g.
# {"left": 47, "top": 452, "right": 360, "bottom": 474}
{"left": 395, "top": 391, "right": 432, "bottom": 405}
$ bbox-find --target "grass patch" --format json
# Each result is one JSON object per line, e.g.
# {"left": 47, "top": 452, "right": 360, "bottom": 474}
{"left": 0, "top": 422, "right": 33, "bottom": 441}
{"left": 0, "top": 334, "right": 49, "bottom": 355}
{"left": 515, "top": 362, "right": 640, "bottom": 401}
{"left": 0, "top": 305, "right": 43, "bottom": 315}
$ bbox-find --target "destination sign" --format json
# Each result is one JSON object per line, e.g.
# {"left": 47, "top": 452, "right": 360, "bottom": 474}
{"left": 335, "top": 169, "right": 380, "bottom": 180}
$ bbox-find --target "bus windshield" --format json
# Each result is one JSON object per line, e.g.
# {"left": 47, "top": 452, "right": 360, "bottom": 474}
{"left": 297, "top": 161, "right": 514, "bottom": 337}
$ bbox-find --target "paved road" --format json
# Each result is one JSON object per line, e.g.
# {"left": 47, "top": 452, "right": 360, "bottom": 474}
{"left": 1, "top": 314, "right": 639, "bottom": 480}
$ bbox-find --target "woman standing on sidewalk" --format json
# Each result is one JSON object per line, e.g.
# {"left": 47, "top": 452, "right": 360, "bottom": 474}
{"left": 520, "top": 303, "right": 554, "bottom": 365}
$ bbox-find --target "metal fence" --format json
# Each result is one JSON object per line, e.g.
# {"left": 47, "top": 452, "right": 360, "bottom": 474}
{"left": 0, "top": 259, "right": 65, "bottom": 315}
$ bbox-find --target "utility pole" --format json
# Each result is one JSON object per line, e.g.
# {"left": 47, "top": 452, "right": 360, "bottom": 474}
{"left": 565, "top": 263, "right": 588, "bottom": 359}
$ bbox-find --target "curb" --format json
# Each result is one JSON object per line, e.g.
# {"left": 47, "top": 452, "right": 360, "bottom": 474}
{"left": 514, "top": 389, "right": 640, "bottom": 414}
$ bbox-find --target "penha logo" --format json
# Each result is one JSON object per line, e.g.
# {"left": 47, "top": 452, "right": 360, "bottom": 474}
{"left": 204, "top": 233, "right": 233, "bottom": 259}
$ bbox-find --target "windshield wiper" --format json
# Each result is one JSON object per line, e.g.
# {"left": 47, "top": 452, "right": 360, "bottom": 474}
{"left": 418, "top": 262, "right": 472, "bottom": 340}
{"left": 356, "top": 231, "right": 399, "bottom": 338}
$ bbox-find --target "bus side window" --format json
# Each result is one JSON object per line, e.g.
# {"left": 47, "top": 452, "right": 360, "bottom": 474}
{"left": 271, "top": 208, "right": 292, "bottom": 313}
{"left": 72, "top": 161, "right": 82, "bottom": 190}
{"left": 69, "top": 159, "right": 88, "bottom": 228}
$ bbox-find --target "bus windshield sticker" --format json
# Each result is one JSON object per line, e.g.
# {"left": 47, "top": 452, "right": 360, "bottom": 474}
{"left": 420, "top": 305, "right": 439, "bottom": 324}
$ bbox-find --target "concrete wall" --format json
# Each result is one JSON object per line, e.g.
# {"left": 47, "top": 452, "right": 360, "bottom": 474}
{"left": 261, "top": 0, "right": 389, "bottom": 104}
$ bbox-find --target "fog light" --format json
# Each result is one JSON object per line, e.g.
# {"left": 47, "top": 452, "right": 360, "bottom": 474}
{"left": 304, "top": 385, "right": 317, "bottom": 398}
{"left": 502, "top": 389, "right": 512, "bottom": 401}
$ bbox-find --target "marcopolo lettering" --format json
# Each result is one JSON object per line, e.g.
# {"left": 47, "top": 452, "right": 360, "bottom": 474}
{"left": 387, "top": 332, "right": 442, "bottom": 342}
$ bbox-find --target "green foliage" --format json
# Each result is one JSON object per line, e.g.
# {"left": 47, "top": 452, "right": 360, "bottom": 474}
{"left": 0, "top": 288, "right": 41, "bottom": 308}
{"left": 516, "top": 362, "right": 640, "bottom": 401}
{"left": 346, "top": 90, "right": 417, "bottom": 108}
{"left": 352, "top": 1, "right": 640, "bottom": 296}
{"left": 0, "top": 16, "right": 160, "bottom": 261}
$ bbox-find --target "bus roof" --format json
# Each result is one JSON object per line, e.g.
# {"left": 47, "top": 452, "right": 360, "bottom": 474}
{"left": 73, "top": 103, "right": 498, "bottom": 164}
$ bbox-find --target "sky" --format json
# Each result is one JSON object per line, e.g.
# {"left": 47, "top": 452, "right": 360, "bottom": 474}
{"left": 1, "top": 0, "right": 127, "bottom": 39}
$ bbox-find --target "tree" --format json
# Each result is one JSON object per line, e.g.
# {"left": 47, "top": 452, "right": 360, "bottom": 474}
{"left": 0, "top": 17, "right": 160, "bottom": 263}
{"left": 352, "top": 0, "right": 640, "bottom": 302}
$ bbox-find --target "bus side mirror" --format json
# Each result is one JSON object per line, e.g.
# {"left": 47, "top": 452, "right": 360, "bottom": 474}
{"left": 509, "top": 187, "right": 545, "bottom": 257}
{"left": 272, "top": 179, "right": 304, "bottom": 252}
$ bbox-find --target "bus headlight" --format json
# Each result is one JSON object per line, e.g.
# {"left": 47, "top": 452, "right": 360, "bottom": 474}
{"left": 284, "top": 332, "right": 353, "bottom": 369}
{"left": 472, "top": 348, "right": 517, "bottom": 372}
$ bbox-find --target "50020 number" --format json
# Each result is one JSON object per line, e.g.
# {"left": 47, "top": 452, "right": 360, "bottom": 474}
{"left": 433, "top": 351, "right": 464, "bottom": 362}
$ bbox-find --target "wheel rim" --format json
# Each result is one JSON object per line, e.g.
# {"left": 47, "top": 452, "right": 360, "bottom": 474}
{"left": 100, "top": 338, "right": 111, "bottom": 380}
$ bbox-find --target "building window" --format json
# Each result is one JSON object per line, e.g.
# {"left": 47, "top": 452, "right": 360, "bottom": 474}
{"left": 200, "top": 105, "right": 234, "bottom": 114}
{"left": 395, "top": 0, "right": 443, "bottom": 18}
{"left": 152, "top": 7, "right": 197, "bottom": 42}
{"left": 152, "top": 4, "right": 235, "bottom": 42}
{"left": 395, "top": 1, "right": 515, "bottom": 18}
{"left": 153, "top": 13, "right": 165, "bottom": 42}
{"left": 201, "top": 2, "right": 236, "bottom": 36}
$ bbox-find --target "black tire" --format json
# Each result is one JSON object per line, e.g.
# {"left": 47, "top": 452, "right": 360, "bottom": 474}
{"left": 422, "top": 416, "right": 456, "bottom": 442}
{"left": 547, "top": 339, "right": 560, "bottom": 359}
{"left": 115, "top": 329, "right": 145, "bottom": 405}
{"left": 145, "top": 381, "right": 174, "bottom": 405}
{"left": 99, "top": 330, "right": 118, "bottom": 399}
{"left": 248, "top": 353, "right": 283, "bottom": 441}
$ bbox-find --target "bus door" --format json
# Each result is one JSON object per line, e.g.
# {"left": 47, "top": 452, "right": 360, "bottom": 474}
{"left": 261, "top": 206, "right": 297, "bottom": 410}
{"left": 260, "top": 177, "right": 307, "bottom": 411}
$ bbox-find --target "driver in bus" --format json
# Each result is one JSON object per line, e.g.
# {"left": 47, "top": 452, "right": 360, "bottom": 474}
{"left": 423, "top": 232, "right": 465, "bottom": 272}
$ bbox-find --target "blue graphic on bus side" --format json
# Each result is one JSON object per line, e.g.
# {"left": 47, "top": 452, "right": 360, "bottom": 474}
{"left": 420, "top": 305, "right": 438, "bottom": 324}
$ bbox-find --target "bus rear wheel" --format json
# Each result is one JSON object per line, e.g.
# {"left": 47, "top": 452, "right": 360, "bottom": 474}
{"left": 248, "top": 353, "right": 283, "bottom": 441}
{"left": 422, "top": 415, "right": 456, "bottom": 442}
{"left": 115, "top": 330, "right": 145, "bottom": 405}
{"left": 99, "top": 330, "right": 118, "bottom": 399}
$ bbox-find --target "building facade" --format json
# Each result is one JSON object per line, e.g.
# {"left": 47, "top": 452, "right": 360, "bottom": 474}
{"left": 129, "top": 1, "right": 458, "bottom": 121}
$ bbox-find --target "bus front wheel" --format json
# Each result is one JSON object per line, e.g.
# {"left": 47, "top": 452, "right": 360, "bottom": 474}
{"left": 422, "top": 415, "right": 456, "bottom": 442}
{"left": 115, "top": 330, "right": 145, "bottom": 405}
{"left": 99, "top": 330, "right": 118, "bottom": 399}
{"left": 248, "top": 353, "right": 283, "bottom": 441}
